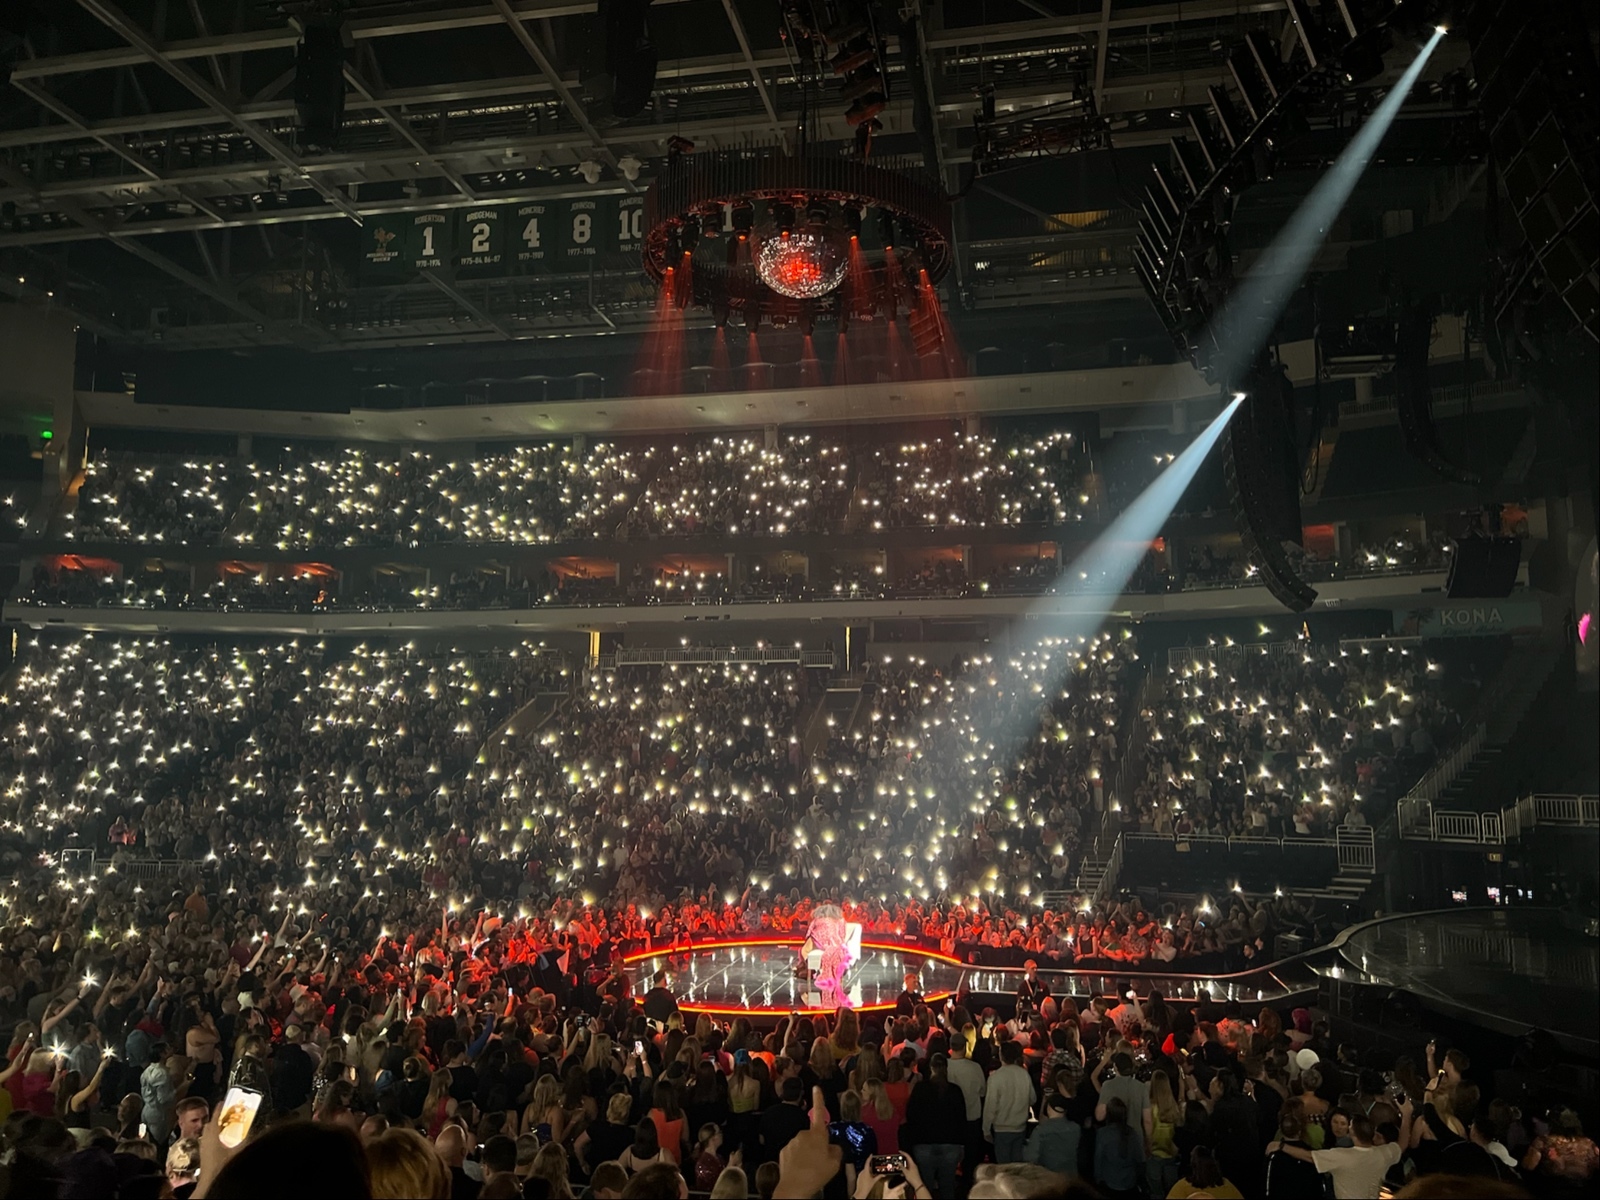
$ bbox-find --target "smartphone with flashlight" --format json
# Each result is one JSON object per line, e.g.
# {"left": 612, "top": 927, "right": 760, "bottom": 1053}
{"left": 216, "top": 1086, "right": 263, "bottom": 1148}
{"left": 634, "top": 1039, "right": 645, "bottom": 1058}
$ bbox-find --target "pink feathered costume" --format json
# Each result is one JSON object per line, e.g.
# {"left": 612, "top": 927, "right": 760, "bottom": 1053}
{"left": 803, "top": 904, "right": 854, "bottom": 1005}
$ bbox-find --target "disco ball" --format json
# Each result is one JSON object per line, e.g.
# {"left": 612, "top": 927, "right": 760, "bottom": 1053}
{"left": 755, "top": 228, "right": 847, "bottom": 299}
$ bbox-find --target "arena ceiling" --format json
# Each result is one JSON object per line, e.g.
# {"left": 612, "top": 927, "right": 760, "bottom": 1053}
{"left": 0, "top": 0, "right": 1472, "bottom": 352}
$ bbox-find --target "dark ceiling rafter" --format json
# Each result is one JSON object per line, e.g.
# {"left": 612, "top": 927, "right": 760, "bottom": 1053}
{"left": 6, "top": 78, "right": 231, "bottom": 225}
{"left": 489, "top": 0, "right": 625, "bottom": 178}
{"left": 0, "top": 0, "right": 1383, "bottom": 353}
{"left": 9, "top": 0, "right": 700, "bottom": 84}
{"left": 69, "top": 0, "right": 366, "bottom": 224}
{"left": 420, "top": 269, "right": 513, "bottom": 339}
{"left": 0, "top": 155, "right": 293, "bottom": 339}
{"left": 340, "top": 65, "right": 481, "bottom": 203}
{"left": 719, "top": 0, "right": 788, "bottom": 151}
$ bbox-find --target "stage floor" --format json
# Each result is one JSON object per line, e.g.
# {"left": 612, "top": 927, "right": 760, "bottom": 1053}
{"left": 1338, "top": 907, "right": 1598, "bottom": 1050}
{"left": 622, "top": 937, "right": 967, "bottom": 1018}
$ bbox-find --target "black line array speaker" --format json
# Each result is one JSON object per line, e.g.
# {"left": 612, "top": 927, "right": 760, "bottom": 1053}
{"left": 1446, "top": 536, "right": 1523, "bottom": 598}
{"left": 294, "top": 22, "right": 347, "bottom": 152}
{"left": 1224, "top": 363, "right": 1317, "bottom": 612}
{"left": 1394, "top": 302, "right": 1480, "bottom": 483}
{"left": 1472, "top": 0, "right": 1600, "bottom": 343}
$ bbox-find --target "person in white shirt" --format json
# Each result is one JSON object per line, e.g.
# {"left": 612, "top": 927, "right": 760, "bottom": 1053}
{"left": 981, "top": 1041, "right": 1035, "bottom": 1165}
{"left": 1277, "top": 1103, "right": 1414, "bottom": 1199}
{"left": 946, "top": 1038, "right": 987, "bottom": 1185}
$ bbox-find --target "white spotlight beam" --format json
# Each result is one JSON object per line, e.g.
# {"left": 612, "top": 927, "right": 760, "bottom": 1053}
{"left": 1210, "top": 28, "right": 1447, "bottom": 385}
{"left": 1030, "top": 393, "right": 1246, "bottom": 638}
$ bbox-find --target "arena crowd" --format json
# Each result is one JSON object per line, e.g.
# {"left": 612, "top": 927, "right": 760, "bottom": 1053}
{"left": 0, "top": 623, "right": 1543, "bottom": 1198}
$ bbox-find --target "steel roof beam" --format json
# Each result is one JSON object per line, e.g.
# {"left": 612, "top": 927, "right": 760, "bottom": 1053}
{"left": 925, "top": 0, "right": 1288, "bottom": 50}
{"left": 719, "top": 0, "right": 788, "bottom": 151}
{"left": 0, "top": 179, "right": 632, "bottom": 248}
{"left": 489, "top": 0, "right": 619, "bottom": 173}
{"left": 8, "top": 78, "right": 233, "bottom": 225}
{"left": 0, "top": 94, "right": 1207, "bottom": 238}
{"left": 10, "top": 1, "right": 699, "bottom": 82}
{"left": 342, "top": 66, "right": 480, "bottom": 202}
{"left": 421, "top": 270, "right": 512, "bottom": 338}
{"left": 71, "top": 0, "right": 365, "bottom": 225}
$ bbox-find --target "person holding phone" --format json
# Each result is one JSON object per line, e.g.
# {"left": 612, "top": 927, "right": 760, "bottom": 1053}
{"left": 851, "top": 1152, "right": 931, "bottom": 1199}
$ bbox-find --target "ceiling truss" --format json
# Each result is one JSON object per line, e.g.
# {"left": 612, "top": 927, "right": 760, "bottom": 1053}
{"left": 0, "top": 0, "right": 1302, "bottom": 344}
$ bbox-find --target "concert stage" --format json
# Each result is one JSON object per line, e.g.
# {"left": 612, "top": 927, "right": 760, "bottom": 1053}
{"left": 621, "top": 937, "right": 967, "bottom": 1018}
{"left": 1336, "top": 907, "right": 1599, "bottom": 1053}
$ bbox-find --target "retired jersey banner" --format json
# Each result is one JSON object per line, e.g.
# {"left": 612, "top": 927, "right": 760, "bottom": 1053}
{"left": 406, "top": 212, "right": 451, "bottom": 271}
{"left": 551, "top": 197, "right": 602, "bottom": 271}
{"left": 456, "top": 207, "right": 506, "bottom": 276}
{"left": 512, "top": 202, "right": 550, "bottom": 269}
{"left": 359, "top": 197, "right": 648, "bottom": 279}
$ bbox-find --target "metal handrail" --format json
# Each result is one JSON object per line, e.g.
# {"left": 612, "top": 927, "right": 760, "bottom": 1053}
{"left": 601, "top": 647, "right": 836, "bottom": 668}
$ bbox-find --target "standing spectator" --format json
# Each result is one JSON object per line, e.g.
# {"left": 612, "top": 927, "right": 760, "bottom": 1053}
{"left": 642, "top": 972, "right": 678, "bottom": 1025}
{"left": 825, "top": 1089, "right": 877, "bottom": 1199}
{"left": 983, "top": 1041, "right": 1034, "bottom": 1164}
{"left": 140, "top": 1042, "right": 187, "bottom": 1144}
{"left": 648, "top": 1080, "right": 690, "bottom": 1166}
{"left": 1023, "top": 1092, "right": 1081, "bottom": 1179}
{"left": 618, "top": 1119, "right": 672, "bottom": 1174}
{"left": 1209, "top": 1073, "right": 1262, "bottom": 1197}
{"left": 903, "top": 1052, "right": 967, "bottom": 1199}
{"left": 1265, "top": 1110, "right": 1322, "bottom": 1198}
{"left": 947, "top": 1036, "right": 987, "bottom": 1183}
{"left": 861, "top": 1078, "right": 905, "bottom": 1158}
{"left": 1093, "top": 1095, "right": 1146, "bottom": 1200}
{"left": 1094, "top": 1051, "right": 1154, "bottom": 1146}
{"left": 758, "top": 1077, "right": 811, "bottom": 1166}
{"left": 1147, "top": 1071, "right": 1183, "bottom": 1196}
{"left": 435, "top": 1123, "right": 481, "bottom": 1200}
{"left": 1169, "top": 1146, "right": 1243, "bottom": 1199}
{"left": 1276, "top": 1105, "right": 1415, "bottom": 1200}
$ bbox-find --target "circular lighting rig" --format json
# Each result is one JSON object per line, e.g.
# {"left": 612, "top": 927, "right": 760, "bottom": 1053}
{"left": 643, "top": 155, "right": 953, "bottom": 326}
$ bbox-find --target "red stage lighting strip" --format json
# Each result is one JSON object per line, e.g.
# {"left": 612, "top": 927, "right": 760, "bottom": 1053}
{"left": 619, "top": 935, "right": 963, "bottom": 968}
{"left": 673, "top": 993, "right": 956, "bottom": 1019}
{"left": 620, "top": 936, "right": 962, "bottom": 1018}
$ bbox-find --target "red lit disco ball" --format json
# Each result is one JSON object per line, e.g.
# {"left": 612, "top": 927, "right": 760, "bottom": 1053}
{"left": 755, "top": 229, "right": 847, "bottom": 299}
{"left": 643, "top": 156, "right": 953, "bottom": 325}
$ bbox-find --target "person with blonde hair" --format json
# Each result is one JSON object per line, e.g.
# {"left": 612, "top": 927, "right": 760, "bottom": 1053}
{"left": 165, "top": 1136, "right": 201, "bottom": 1193}
{"left": 523, "top": 1074, "right": 566, "bottom": 1144}
{"left": 421, "top": 1067, "right": 457, "bottom": 1139}
{"left": 366, "top": 1126, "right": 452, "bottom": 1200}
{"left": 575, "top": 1091, "right": 637, "bottom": 1174}
{"left": 1146, "top": 1071, "right": 1182, "bottom": 1196}
{"left": 528, "top": 1141, "right": 577, "bottom": 1199}
{"left": 832, "top": 1008, "right": 862, "bottom": 1060}
{"left": 861, "top": 1077, "right": 903, "bottom": 1156}
{"left": 710, "top": 1165, "right": 749, "bottom": 1199}
{"left": 584, "top": 1032, "right": 618, "bottom": 1076}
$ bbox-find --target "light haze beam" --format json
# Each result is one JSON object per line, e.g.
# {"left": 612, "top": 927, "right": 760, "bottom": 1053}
{"left": 1209, "top": 28, "right": 1447, "bottom": 385}
{"left": 1031, "top": 393, "right": 1245, "bottom": 640}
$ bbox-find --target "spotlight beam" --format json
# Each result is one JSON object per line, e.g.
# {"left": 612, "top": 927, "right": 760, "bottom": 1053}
{"left": 1030, "top": 393, "right": 1245, "bottom": 636}
{"left": 1208, "top": 29, "right": 1446, "bottom": 386}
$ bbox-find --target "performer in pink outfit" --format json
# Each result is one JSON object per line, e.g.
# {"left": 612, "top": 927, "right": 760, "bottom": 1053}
{"left": 801, "top": 904, "right": 855, "bottom": 1006}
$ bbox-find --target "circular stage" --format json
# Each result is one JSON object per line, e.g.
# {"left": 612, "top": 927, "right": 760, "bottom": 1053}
{"left": 622, "top": 936, "right": 966, "bottom": 1018}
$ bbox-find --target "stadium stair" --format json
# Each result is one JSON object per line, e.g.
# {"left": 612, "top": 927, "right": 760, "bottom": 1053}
{"left": 485, "top": 690, "right": 568, "bottom": 744}
{"left": 1434, "top": 643, "right": 1563, "bottom": 812}
{"left": 801, "top": 684, "right": 853, "bottom": 759}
